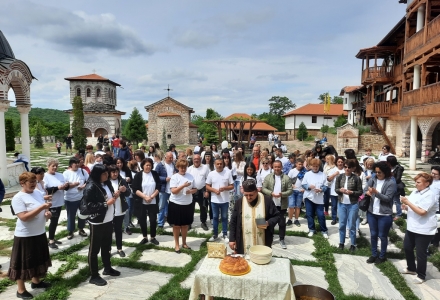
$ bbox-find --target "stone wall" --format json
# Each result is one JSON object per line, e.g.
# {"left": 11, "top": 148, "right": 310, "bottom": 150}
{"left": 284, "top": 129, "right": 321, "bottom": 141}
{"left": 189, "top": 127, "right": 198, "bottom": 144}
{"left": 337, "top": 124, "right": 359, "bottom": 154}
{"left": 147, "top": 98, "right": 191, "bottom": 145}
{"left": 69, "top": 81, "right": 117, "bottom": 107}
{"left": 15, "top": 136, "right": 56, "bottom": 144}
{"left": 359, "top": 133, "right": 396, "bottom": 155}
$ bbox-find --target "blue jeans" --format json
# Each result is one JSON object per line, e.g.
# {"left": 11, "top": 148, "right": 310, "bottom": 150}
{"left": 113, "top": 147, "right": 119, "bottom": 157}
{"left": 330, "top": 195, "right": 338, "bottom": 221}
{"left": 323, "top": 189, "right": 330, "bottom": 212}
{"left": 305, "top": 199, "right": 327, "bottom": 233}
{"left": 157, "top": 192, "right": 170, "bottom": 227}
{"left": 367, "top": 211, "right": 393, "bottom": 258}
{"left": 14, "top": 159, "right": 29, "bottom": 171}
{"left": 211, "top": 202, "right": 229, "bottom": 237}
{"left": 289, "top": 190, "right": 303, "bottom": 208}
{"left": 123, "top": 196, "right": 133, "bottom": 228}
{"left": 393, "top": 193, "right": 402, "bottom": 216}
{"left": 65, "top": 200, "right": 85, "bottom": 233}
{"left": 338, "top": 202, "right": 359, "bottom": 246}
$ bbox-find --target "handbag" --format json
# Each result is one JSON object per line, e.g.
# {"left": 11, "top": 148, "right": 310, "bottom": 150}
{"left": 358, "top": 194, "right": 371, "bottom": 212}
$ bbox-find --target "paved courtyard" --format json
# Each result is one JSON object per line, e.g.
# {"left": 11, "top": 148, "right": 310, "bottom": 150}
{"left": 0, "top": 154, "right": 439, "bottom": 299}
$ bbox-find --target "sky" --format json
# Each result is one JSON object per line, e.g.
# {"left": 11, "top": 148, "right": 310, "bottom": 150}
{"left": 1, "top": 0, "right": 407, "bottom": 120}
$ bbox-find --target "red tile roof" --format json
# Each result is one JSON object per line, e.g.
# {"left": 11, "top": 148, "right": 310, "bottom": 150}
{"left": 283, "top": 104, "right": 347, "bottom": 117}
{"left": 64, "top": 73, "right": 121, "bottom": 86}
{"left": 157, "top": 112, "right": 180, "bottom": 117}
{"left": 222, "top": 113, "right": 277, "bottom": 131}
{"left": 339, "top": 86, "right": 363, "bottom": 95}
{"left": 224, "top": 113, "right": 254, "bottom": 120}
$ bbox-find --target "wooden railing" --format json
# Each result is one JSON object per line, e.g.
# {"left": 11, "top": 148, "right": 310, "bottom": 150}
{"left": 402, "top": 89, "right": 420, "bottom": 107}
{"left": 351, "top": 101, "right": 365, "bottom": 110}
{"left": 405, "top": 29, "right": 423, "bottom": 54}
{"left": 361, "top": 66, "right": 394, "bottom": 83}
{"left": 394, "top": 63, "right": 402, "bottom": 78}
{"left": 374, "top": 102, "right": 390, "bottom": 115}
{"left": 427, "top": 14, "right": 440, "bottom": 41}
{"left": 390, "top": 103, "right": 399, "bottom": 115}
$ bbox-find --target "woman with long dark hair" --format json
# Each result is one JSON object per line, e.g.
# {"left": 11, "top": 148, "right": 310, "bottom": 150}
{"left": 115, "top": 158, "right": 134, "bottom": 235}
{"left": 83, "top": 164, "right": 121, "bottom": 286}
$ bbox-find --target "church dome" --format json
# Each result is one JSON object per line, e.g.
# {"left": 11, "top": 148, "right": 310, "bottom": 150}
{"left": 0, "top": 30, "right": 15, "bottom": 60}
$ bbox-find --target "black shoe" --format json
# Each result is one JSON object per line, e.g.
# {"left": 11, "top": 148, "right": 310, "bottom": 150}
{"left": 89, "top": 276, "right": 107, "bottom": 286}
{"left": 366, "top": 256, "right": 377, "bottom": 264}
{"left": 78, "top": 229, "right": 88, "bottom": 237}
{"left": 67, "top": 232, "right": 74, "bottom": 240}
{"left": 139, "top": 238, "right": 148, "bottom": 245}
{"left": 53, "top": 240, "right": 62, "bottom": 245}
{"left": 31, "top": 281, "right": 51, "bottom": 289}
{"left": 150, "top": 238, "right": 160, "bottom": 246}
{"left": 201, "top": 222, "right": 209, "bottom": 231}
{"left": 103, "top": 268, "right": 121, "bottom": 276}
{"left": 286, "top": 220, "right": 293, "bottom": 226}
{"left": 16, "top": 290, "right": 33, "bottom": 299}
{"left": 331, "top": 220, "right": 337, "bottom": 225}
{"left": 118, "top": 250, "right": 126, "bottom": 258}
{"left": 124, "top": 228, "right": 132, "bottom": 235}
{"left": 48, "top": 242, "right": 58, "bottom": 249}
{"left": 349, "top": 245, "right": 356, "bottom": 253}
{"left": 338, "top": 243, "right": 344, "bottom": 250}
{"left": 374, "top": 257, "right": 387, "bottom": 264}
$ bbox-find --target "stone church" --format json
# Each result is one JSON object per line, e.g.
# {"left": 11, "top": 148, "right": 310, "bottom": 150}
{"left": 64, "top": 74, "right": 125, "bottom": 144}
{"left": 145, "top": 97, "right": 198, "bottom": 145}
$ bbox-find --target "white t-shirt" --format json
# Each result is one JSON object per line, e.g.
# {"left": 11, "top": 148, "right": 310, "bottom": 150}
{"left": 378, "top": 153, "right": 394, "bottom": 162}
{"left": 110, "top": 179, "right": 125, "bottom": 216}
{"left": 342, "top": 176, "right": 350, "bottom": 204}
{"left": 407, "top": 188, "right": 439, "bottom": 235}
{"left": 232, "top": 161, "right": 246, "bottom": 181}
{"left": 141, "top": 172, "right": 157, "bottom": 205}
{"left": 12, "top": 191, "right": 46, "bottom": 237}
{"left": 165, "top": 162, "right": 174, "bottom": 193}
{"left": 170, "top": 173, "right": 195, "bottom": 205}
{"left": 275, "top": 156, "right": 289, "bottom": 166}
{"left": 373, "top": 179, "right": 386, "bottom": 215}
{"left": 273, "top": 175, "right": 282, "bottom": 206}
{"left": 43, "top": 172, "right": 66, "bottom": 208}
{"left": 206, "top": 169, "right": 234, "bottom": 204}
{"left": 302, "top": 171, "right": 327, "bottom": 204}
{"left": 187, "top": 164, "right": 209, "bottom": 190}
{"left": 288, "top": 168, "right": 303, "bottom": 191}
{"left": 63, "top": 169, "right": 89, "bottom": 201}
{"left": 327, "top": 167, "right": 341, "bottom": 196}
{"left": 257, "top": 168, "right": 272, "bottom": 188}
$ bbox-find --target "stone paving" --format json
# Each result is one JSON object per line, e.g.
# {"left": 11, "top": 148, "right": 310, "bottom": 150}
{"left": 0, "top": 155, "right": 439, "bottom": 299}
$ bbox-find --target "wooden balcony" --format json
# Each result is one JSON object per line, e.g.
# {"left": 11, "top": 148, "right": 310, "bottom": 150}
{"left": 361, "top": 66, "right": 394, "bottom": 84}
{"left": 427, "top": 13, "right": 440, "bottom": 41}
{"left": 402, "top": 88, "right": 420, "bottom": 107}
{"left": 351, "top": 101, "right": 365, "bottom": 110}
{"left": 405, "top": 29, "right": 423, "bottom": 55}
{"left": 365, "top": 101, "right": 400, "bottom": 117}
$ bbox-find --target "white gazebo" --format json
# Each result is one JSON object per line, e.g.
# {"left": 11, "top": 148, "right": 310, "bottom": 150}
{"left": 0, "top": 30, "right": 34, "bottom": 186}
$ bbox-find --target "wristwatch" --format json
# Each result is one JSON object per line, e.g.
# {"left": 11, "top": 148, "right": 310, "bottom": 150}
{"left": 103, "top": 202, "right": 108, "bottom": 208}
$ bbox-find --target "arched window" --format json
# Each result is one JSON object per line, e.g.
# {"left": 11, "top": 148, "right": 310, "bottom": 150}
{"left": 87, "top": 88, "right": 91, "bottom": 97}
{"left": 76, "top": 88, "right": 81, "bottom": 97}
{"left": 96, "top": 88, "right": 101, "bottom": 97}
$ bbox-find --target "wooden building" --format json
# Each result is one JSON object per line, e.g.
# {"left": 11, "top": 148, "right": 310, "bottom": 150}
{"left": 354, "top": 0, "right": 440, "bottom": 169}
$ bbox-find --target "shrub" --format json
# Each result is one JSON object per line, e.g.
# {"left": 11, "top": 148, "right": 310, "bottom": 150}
{"left": 297, "top": 122, "right": 308, "bottom": 141}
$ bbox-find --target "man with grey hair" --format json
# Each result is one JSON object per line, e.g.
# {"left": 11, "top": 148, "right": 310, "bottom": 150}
{"left": 156, "top": 151, "right": 175, "bottom": 229}
{"left": 229, "top": 179, "right": 279, "bottom": 254}
{"left": 187, "top": 154, "right": 210, "bottom": 230}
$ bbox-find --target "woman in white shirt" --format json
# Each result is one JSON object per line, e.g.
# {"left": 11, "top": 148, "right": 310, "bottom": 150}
{"left": 169, "top": 159, "right": 197, "bottom": 253}
{"left": 85, "top": 153, "right": 95, "bottom": 172}
{"left": 401, "top": 172, "right": 439, "bottom": 284}
{"left": 107, "top": 165, "right": 131, "bottom": 257}
{"left": 232, "top": 151, "right": 246, "bottom": 201}
{"left": 44, "top": 158, "right": 69, "bottom": 249}
{"left": 31, "top": 167, "right": 52, "bottom": 202}
{"left": 323, "top": 155, "right": 336, "bottom": 217}
{"left": 8, "top": 172, "right": 52, "bottom": 298}
{"left": 132, "top": 158, "right": 161, "bottom": 246}
{"left": 327, "top": 156, "right": 344, "bottom": 225}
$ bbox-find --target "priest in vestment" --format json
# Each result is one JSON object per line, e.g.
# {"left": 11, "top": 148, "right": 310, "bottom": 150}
{"left": 229, "top": 179, "right": 280, "bottom": 254}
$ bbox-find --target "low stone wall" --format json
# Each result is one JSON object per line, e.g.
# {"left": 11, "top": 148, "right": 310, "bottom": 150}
{"left": 6, "top": 162, "right": 26, "bottom": 187}
{"left": 359, "top": 133, "right": 396, "bottom": 155}
{"left": 15, "top": 136, "right": 56, "bottom": 144}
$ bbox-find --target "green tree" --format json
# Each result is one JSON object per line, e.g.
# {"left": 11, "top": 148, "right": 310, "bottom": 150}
{"left": 71, "top": 96, "right": 87, "bottom": 150}
{"left": 297, "top": 122, "right": 308, "bottom": 141}
{"left": 123, "top": 108, "right": 146, "bottom": 144}
{"left": 34, "top": 121, "right": 44, "bottom": 149}
{"left": 257, "top": 112, "right": 283, "bottom": 131}
{"left": 191, "top": 108, "right": 222, "bottom": 145}
{"left": 334, "top": 114, "right": 348, "bottom": 127}
{"left": 161, "top": 127, "right": 167, "bottom": 150}
{"left": 5, "top": 118, "right": 15, "bottom": 152}
{"left": 268, "top": 96, "right": 295, "bottom": 115}
{"left": 320, "top": 124, "right": 329, "bottom": 133}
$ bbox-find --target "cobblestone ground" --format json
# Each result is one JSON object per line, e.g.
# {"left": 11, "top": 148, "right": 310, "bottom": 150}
{"left": 0, "top": 154, "right": 439, "bottom": 299}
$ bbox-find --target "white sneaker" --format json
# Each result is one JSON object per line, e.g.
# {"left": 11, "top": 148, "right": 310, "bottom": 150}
{"left": 322, "top": 232, "right": 329, "bottom": 239}
{"left": 223, "top": 235, "right": 229, "bottom": 243}
{"left": 413, "top": 277, "right": 425, "bottom": 284}
{"left": 401, "top": 268, "right": 417, "bottom": 275}
{"left": 346, "top": 230, "right": 349, "bottom": 238}
{"left": 209, "top": 235, "right": 218, "bottom": 242}
{"left": 308, "top": 231, "right": 314, "bottom": 237}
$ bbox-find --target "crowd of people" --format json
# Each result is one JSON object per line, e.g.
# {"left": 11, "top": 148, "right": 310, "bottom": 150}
{"left": 3, "top": 138, "right": 440, "bottom": 298}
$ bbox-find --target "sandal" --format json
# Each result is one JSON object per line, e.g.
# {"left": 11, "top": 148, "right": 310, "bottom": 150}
{"left": 175, "top": 248, "right": 181, "bottom": 254}
{"left": 182, "top": 244, "right": 192, "bottom": 250}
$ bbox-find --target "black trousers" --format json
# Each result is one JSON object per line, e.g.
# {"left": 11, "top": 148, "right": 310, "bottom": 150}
{"left": 277, "top": 206, "right": 287, "bottom": 240}
{"left": 48, "top": 206, "right": 62, "bottom": 240}
{"left": 404, "top": 230, "right": 434, "bottom": 280}
{"left": 113, "top": 215, "right": 124, "bottom": 250}
{"left": 192, "top": 188, "right": 208, "bottom": 224}
{"left": 139, "top": 204, "right": 158, "bottom": 238}
{"left": 88, "top": 221, "right": 113, "bottom": 277}
{"left": 431, "top": 229, "right": 440, "bottom": 246}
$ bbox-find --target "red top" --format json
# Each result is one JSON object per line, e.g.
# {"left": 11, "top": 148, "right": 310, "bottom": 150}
{"left": 112, "top": 138, "right": 120, "bottom": 148}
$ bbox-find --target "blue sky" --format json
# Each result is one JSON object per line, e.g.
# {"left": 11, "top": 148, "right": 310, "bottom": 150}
{"left": 2, "top": 0, "right": 406, "bottom": 120}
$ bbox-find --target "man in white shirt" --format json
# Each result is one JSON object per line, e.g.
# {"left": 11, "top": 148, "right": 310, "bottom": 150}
{"left": 193, "top": 141, "right": 202, "bottom": 154}
{"left": 206, "top": 158, "right": 234, "bottom": 241}
{"left": 268, "top": 132, "right": 274, "bottom": 145}
{"left": 378, "top": 145, "right": 394, "bottom": 162}
{"left": 275, "top": 148, "right": 288, "bottom": 167}
{"left": 156, "top": 152, "right": 175, "bottom": 229}
{"left": 360, "top": 148, "right": 375, "bottom": 167}
{"left": 188, "top": 154, "right": 210, "bottom": 230}
{"left": 94, "top": 143, "right": 106, "bottom": 157}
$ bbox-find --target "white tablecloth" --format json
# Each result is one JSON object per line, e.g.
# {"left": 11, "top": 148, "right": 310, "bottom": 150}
{"left": 189, "top": 256, "right": 296, "bottom": 300}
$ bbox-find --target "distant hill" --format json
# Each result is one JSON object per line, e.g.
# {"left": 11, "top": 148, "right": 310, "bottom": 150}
{"left": 5, "top": 107, "right": 69, "bottom": 123}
